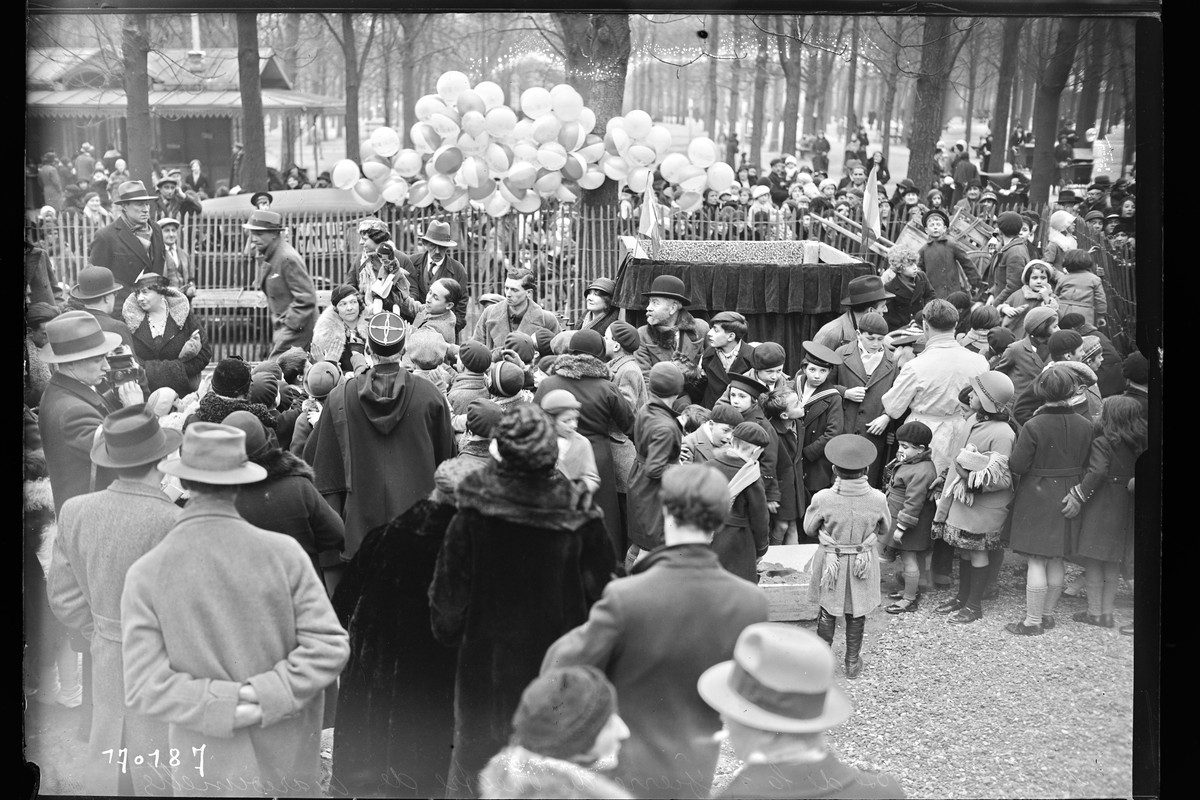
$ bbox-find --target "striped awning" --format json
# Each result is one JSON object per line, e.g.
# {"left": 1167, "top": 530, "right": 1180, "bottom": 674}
{"left": 26, "top": 87, "right": 343, "bottom": 119}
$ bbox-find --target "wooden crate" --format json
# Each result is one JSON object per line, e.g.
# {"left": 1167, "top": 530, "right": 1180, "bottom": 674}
{"left": 758, "top": 544, "right": 820, "bottom": 622}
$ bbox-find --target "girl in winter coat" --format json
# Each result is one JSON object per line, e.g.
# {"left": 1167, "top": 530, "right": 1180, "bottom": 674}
{"left": 1054, "top": 249, "right": 1108, "bottom": 328}
{"left": 1004, "top": 368, "right": 1096, "bottom": 636}
{"left": 932, "top": 371, "right": 1018, "bottom": 625}
{"left": 998, "top": 260, "right": 1060, "bottom": 339}
{"left": 1042, "top": 210, "right": 1078, "bottom": 270}
{"left": 882, "top": 422, "right": 938, "bottom": 614}
{"left": 1063, "top": 396, "right": 1145, "bottom": 628}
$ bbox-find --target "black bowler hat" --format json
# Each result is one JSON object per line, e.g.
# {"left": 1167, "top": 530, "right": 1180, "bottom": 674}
{"left": 642, "top": 274, "right": 691, "bottom": 307}
{"left": 70, "top": 266, "right": 123, "bottom": 301}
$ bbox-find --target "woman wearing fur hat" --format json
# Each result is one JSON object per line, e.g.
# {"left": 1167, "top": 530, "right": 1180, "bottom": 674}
{"left": 123, "top": 271, "right": 210, "bottom": 396}
{"left": 430, "top": 404, "right": 613, "bottom": 796}
{"left": 311, "top": 284, "right": 370, "bottom": 373}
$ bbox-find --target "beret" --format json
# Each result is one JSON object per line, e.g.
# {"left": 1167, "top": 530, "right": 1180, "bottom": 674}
{"left": 750, "top": 342, "right": 786, "bottom": 370}
{"left": 458, "top": 340, "right": 493, "bottom": 374}
{"left": 732, "top": 421, "right": 770, "bottom": 448}
{"left": 608, "top": 321, "right": 640, "bottom": 354}
{"left": 649, "top": 361, "right": 685, "bottom": 397}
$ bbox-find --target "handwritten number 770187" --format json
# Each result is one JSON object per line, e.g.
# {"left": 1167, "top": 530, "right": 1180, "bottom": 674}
{"left": 101, "top": 745, "right": 206, "bottom": 777}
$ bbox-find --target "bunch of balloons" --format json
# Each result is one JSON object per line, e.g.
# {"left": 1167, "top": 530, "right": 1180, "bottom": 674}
{"left": 329, "top": 70, "right": 680, "bottom": 217}
{"left": 653, "top": 136, "right": 736, "bottom": 214}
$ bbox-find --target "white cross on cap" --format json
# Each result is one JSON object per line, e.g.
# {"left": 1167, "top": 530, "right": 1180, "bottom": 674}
{"left": 367, "top": 311, "right": 406, "bottom": 347}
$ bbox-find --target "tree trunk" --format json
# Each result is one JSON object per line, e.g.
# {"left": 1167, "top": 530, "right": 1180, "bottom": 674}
{"left": 121, "top": 14, "right": 153, "bottom": 187}
{"left": 553, "top": 13, "right": 631, "bottom": 208}
{"left": 775, "top": 16, "right": 803, "bottom": 158}
{"left": 726, "top": 16, "right": 743, "bottom": 166}
{"left": 749, "top": 25, "right": 769, "bottom": 170}
{"left": 706, "top": 15, "right": 720, "bottom": 137}
{"left": 879, "top": 17, "right": 905, "bottom": 164}
{"left": 341, "top": 14, "right": 361, "bottom": 162}
{"left": 989, "top": 18, "right": 1023, "bottom": 173}
{"left": 399, "top": 15, "right": 422, "bottom": 148}
{"left": 964, "top": 43, "right": 978, "bottom": 161}
{"left": 281, "top": 13, "right": 300, "bottom": 87}
{"left": 1030, "top": 18, "right": 1083, "bottom": 204}
{"left": 814, "top": 17, "right": 847, "bottom": 137}
{"left": 907, "top": 16, "right": 956, "bottom": 192}
{"left": 236, "top": 13, "right": 269, "bottom": 192}
{"left": 844, "top": 17, "right": 859, "bottom": 133}
{"left": 1075, "top": 19, "right": 1105, "bottom": 136}
{"left": 1114, "top": 21, "right": 1136, "bottom": 170}
{"left": 802, "top": 16, "right": 825, "bottom": 135}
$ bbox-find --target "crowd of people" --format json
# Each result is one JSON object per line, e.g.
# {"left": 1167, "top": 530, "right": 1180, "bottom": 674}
{"left": 23, "top": 129, "right": 1149, "bottom": 799}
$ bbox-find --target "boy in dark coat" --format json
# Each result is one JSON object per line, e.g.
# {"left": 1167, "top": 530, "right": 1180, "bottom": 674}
{"left": 916, "top": 208, "right": 979, "bottom": 299}
{"left": 625, "top": 362, "right": 687, "bottom": 569}
{"left": 698, "top": 311, "right": 756, "bottom": 409}
{"left": 709, "top": 423, "right": 772, "bottom": 583}
{"left": 795, "top": 342, "right": 845, "bottom": 513}
{"left": 722, "top": 372, "right": 781, "bottom": 512}
{"left": 762, "top": 388, "right": 804, "bottom": 546}
{"left": 834, "top": 313, "right": 896, "bottom": 487}
{"left": 882, "top": 422, "right": 937, "bottom": 613}
{"left": 882, "top": 245, "right": 935, "bottom": 331}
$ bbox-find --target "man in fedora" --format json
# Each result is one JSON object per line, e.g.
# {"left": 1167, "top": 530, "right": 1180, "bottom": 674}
{"left": 697, "top": 623, "right": 905, "bottom": 798}
{"left": 813, "top": 275, "right": 895, "bottom": 353}
{"left": 309, "top": 311, "right": 455, "bottom": 589}
{"left": 89, "top": 180, "right": 166, "bottom": 309}
{"left": 406, "top": 220, "right": 469, "bottom": 336}
{"left": 70, "top": 266, "right": 134, "bottom": 350}
{"left": 48, "top": 404, "right": 180, "bottom": 795}
{"left": 121, "top": 422, "right": 349, "bottom": 794}
{"left": 152, "top": 170, "right": 202, "bottom": 223}
{"left": 38, "top": 310, "right": 138, "bottom": 514}
{"left": 245, "top": 209, "right": 317, "bottom": 358}
{"left": 635, "top": 274, "right": 707, "bottom": 392}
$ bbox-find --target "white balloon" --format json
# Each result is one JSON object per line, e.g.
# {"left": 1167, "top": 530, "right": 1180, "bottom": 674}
{"left": 624, "top": 109, "right": 653, "bottom": 140}
{"left": 411, "top": 123, "right": 440, "bottom": 154}
{"left": 430, "top": 109, "right": 461, "bottom": 139}
{"left": 362, "top": 159, "right": 391, "bottom": 185}
{"left": 415, "top": 94, "right": 447, "bottom": 122}
{"left": 485, "top": 106, "right": 518, "bottom": 139}
{"left": 499, "top": 180, "right": 526, "bottom": 204}
{"left": 645, "top": 125, "right": 673, "bottom": 157}
{"left": 534, "top": 170, "right": 563, "bottom": 195}
{"left": 409, "top": 180, "right": 434, "bottom": 208}
{"left": 467, "top": 180, "right": 496, "bottom": 201}
{"left": 531, "top": 115, "right": 562, "bottom": 145}
{"left": 442, "top": 188, "right": 470, "bottom": 212}
{"left": 428, "top": 173, "right": 456, "bottom": 200}
{"left": 455, "top": 89, "right": 486, "bottom": 117}
{"left": 561, "top": 152, "right": 587, "bottom": 181}
{"left": 537, "top": 142, "right": 568, "bottom": 171}
{"left": 577, "top": 166, "right": 606, "bottom": 191}
{"left": 577, "top": 135, "right": 606, "bottom": 163}
{"left": 600, "top": 154, "right": 630, "bottom": 181}
{"left": 369, "top": 126, "right": 401, "bottom": 158}
{"left": 485, "top": 142, "right": 513, "bottom": 173}
{"left": 458, "top": 131, "right": 490, "bottom": 156}
{"left": 353, "top": 177, "right": 381, "bottom": 205}
{"left": 436, "top": 71, "right": 472, "bottom": 104}
{"left": 555, "top": 183, "right": 579, "bottom": 203}
{"left": 431, "top": 145, "right": 464, "bottom": 175}
{"left": 393, "top": 149, "right": 424, "bottom": 178}
{"left": 507, "top": 161, "right": 538, "bottom": 190}
{"left": 676, "top": 190, "right": 703, "bottom": 213}
{"left": 659, "top": 152, "right": 691, "bottom": 184}
{"left": 381, "top": 177, "right": 410, "bottom": 204}
{"left": 512, "top": 191, "right": 542, "bottom": 213}
{"left": 520, "top": 86, "right": 553, "bottom": 119}
{"left": 706, "top": 161, "right": 735, "bottom": 192}
{"left": 512, "top": 142, "right": 540, "bottom": 166}
{"left": 552, "top": 88, "right": 584, "bottom": 123}
{"left": 679, "top": 171, "right": 708, "bottom": 194}
{"left": 485, "top": 192, "right": 511, "bottom": 218}
{"left": 359, "top": 140, "right": 377, "bottom": 162}
{"left": 512, "top": 118, "right": 535, "bottom": 144}
{"left": 460, "top": 156, "right": 490, "bottom": 188}
{"left": 577, "top": 107, "right": 597, "bottom": 134}
{"left": 331, "top": 159, "right": 360, "bottom": 190}
{"left": 461, "top": 110, "right": 487, "bottom": 139}
{"left": 604, "top": 128, "right": 632, "bottom": 157}
{"left": 687, "top": 136, "right": 720, "bottom": 169}
{"left": 626, "top": 144, "right": 657, "bottom": 168}
{"left": 628, "top": 166, "right": 652, "bottom": 193}
{"left": 605, "top": 115, "right": 626, "bottom": 135}
{"left": 474, "top": 80, "right": 506, "bottom": 111}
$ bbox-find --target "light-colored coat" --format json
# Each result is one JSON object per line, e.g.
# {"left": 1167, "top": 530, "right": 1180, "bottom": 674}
{"left": 472, "top": 299, "right": 561, "bottom": 350}
{"left": 804, "top": 477, "right": 890, "bottom": 616}
{"left": 608, "top": 351, "right": 647, "bottom": 491}
{"left": 258, "top": 236, "right": 317, "bottom": 357}
{"left": 938, "top": 416, "right": 1017, "bottom": 535}
{"left": 48, "top": 480, "right": 179, "bottom": 796}
{"left": 121, "top": 496, "right": 349, "bottom": 795}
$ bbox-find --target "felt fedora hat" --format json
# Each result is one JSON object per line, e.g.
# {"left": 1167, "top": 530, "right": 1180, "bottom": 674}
{"left": 840, "top": 275, "right": 895, "bottom": 307}
{"left": 157, "top": 422, "right": 268, "bottom": 485}
{"left": 112, "top": 180, "right": 157, "bottom": 203}
{"left": 421, "top": 220, "right": 458, "bottom": 248}
{"left": 155, "top": 171, "right": 181, "bottom": 187}
{"left": 40, "top": 310, "right": 123, "bottom": 364}
{"left": 698, "top": 623, "right": 853, "bottom": 734}
{"left": 90, "top": 404, "right": 182, "bottom": 469}
{"left": 70, "top": 266, "right": 123, "bottom": 301}
{"left": 242, "top": 210, "right": 284, "bottom": 231}
{"left": 642, "top": 274, "right": 691, "bottom": 307}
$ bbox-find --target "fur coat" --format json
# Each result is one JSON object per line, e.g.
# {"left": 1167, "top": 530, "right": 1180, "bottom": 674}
{"left": 122, "top": 290, "right": 211, "bottom": 396}
{"left": 331, "top": 499, "right": 460, "bottom": 798}
{"left": 311, "top": 304, "right": 369, "bottom": 369}
{"left": 429, "top": 465, "right": 612, "bottom": 797}
{"left": 478, "top": 747, "right": 631, "bottom": 799}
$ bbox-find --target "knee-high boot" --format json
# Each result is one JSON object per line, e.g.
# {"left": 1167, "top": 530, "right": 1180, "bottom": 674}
{"left": 817, "top": 607, "right": 837, "bottom": 646}
{"left": 844, "top": 614, "right": 866, "bottom": 679}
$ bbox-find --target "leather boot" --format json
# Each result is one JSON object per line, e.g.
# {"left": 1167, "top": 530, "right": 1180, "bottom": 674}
{"left": 816, "top": 608, "right": 837, "bottom": 646}
{"left": 844, "top": 614, "right": 866, "bottom": 679}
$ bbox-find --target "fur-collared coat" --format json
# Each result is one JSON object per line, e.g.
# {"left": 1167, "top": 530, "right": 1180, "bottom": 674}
{"left": 537, "top": 353, "right": 635, "bottom": 561}
{"left": 311, "top": 304, "right": 369, "bottom": 372}
{"left": 234, "top": 448, "right": 345, "bottom": 579}
{"left": 48, "top": 480, "right": 178, "bottom": 795}
{"left": 479, "top": 746, "right": 631, "bottom": 799}
{"left": 186, "top": 392, "right": 281, "bottom": 449}
{"left": 429, "top": 465, "right": 612, "bottom": 797}
{"left": 122, "top": 290, "right": 211, "bottom": 396}
{"left": 635, "top": 311, "right": 707, "bottom": 391}
{"left": 331, "top": 499, "right": 460, "bottom": 798}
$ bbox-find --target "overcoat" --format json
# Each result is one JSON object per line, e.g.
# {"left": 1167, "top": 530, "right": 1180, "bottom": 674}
{"left": 625, "top": 399, "right": 684, "bottom": 551}
{"left": 813, "top": 312, "right": 859, "bottom": 353}
{"left": 89, "top": 215, "right": 166, "bottom": 309}
{"left": 720, "top": 755, "right": 906, "bottom": 799}
{"left": 257, "top": 236, "right": 317, "bottom": 357}
{"left": 708, "top": 451, "right": 770, "bottom": 582}
{"left": 986, "top": 237, "right": 1031, "bottom": 307}
{"left": 578, "top": 306, "right": 619, "bottom": 338}
{"left": 994, "top": 336, "right": 1049, "bottom": 410}
{"left": 1074, "top": 433, "right": 1139, "bottom": 565}
{"left": 429, "top": 465, "right": 612, "bottom": 797}
{"left": 737, "top": 403, "right": 781, "bottom": 505}
{"left": 607, "top": 351, "right": 647, "bottom": 494}
{"left": 81, "top": 306, "right": 135, "bottom": 351}
{"left": 698, "top": 342, "right": 756, "bottom": 409}
{"left": 38, "top": 372, "right": 120, "bottom": 513}
{"left": 472, "top": 298, "right": 560, "bottom": 350}
{"left": 634, "top": 311, "right": 706, "bottom": 393}
{"left": 938, "top": 416, "right": 1017, "bottom": 535}
{"left": 331, "top": 499, "right": 459, "bottom": 798}
{"left": 234, "top": 448, "right": 345, "bottom": 580}
{"left": 680, "top": 424, "right": 723, "bottom": 465}
{"left": 536, "top": 353, "right": 635, "bottom": 560}
{"left": 768, "top": 417, "right": 804, "bottom": 521}
{"left": 309, "top": 362, "right": 455, "bottom": 561}
{"left": 882, "top": 271, "right": 936, "bottom": 331}
{"left": 1008, "top": 406, "right": 1094, "bottom": 558}
{"left": 799, "top": 384, "right": 844, "bottom": 500}
{"left": 1055, "top": 270, "right": 1107, "bottom": 327}
{"left": 122, "top": 291, "right": 211, "bottom": 396}
{"left": 541, "top": 544, "right": 768, "bottom": 800}
{"left": 121, "top": 497, "right": 349, "bottom": 796}
{"left": 835, "top": 343, "right": 898, "bottom": 487}
{"left": 917, "top": 237, "right": 979, "bottom": 299}
{"left": 804, "top": 477, "right": 890, "bottom": 616}
{"left": 882, "top": 454, "right": 938, "bottom": 552}
{"left": 48, "top": 480, "right": 178, "bottom": 796}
